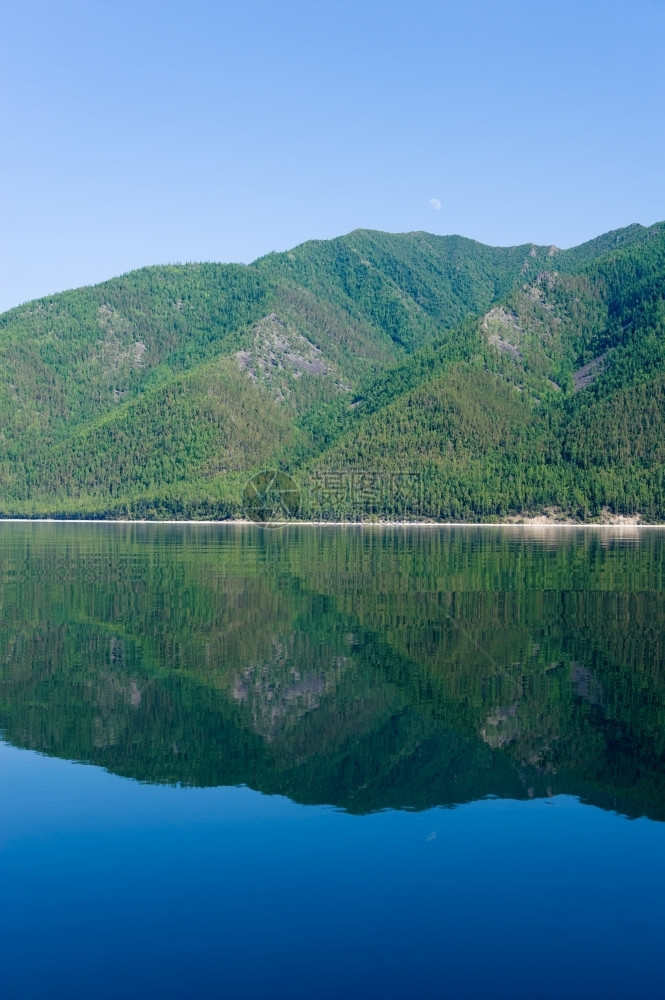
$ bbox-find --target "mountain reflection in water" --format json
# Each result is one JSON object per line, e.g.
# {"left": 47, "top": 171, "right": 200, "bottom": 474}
{"left": 1, "top": 522, "right": 664, "bottom": 819}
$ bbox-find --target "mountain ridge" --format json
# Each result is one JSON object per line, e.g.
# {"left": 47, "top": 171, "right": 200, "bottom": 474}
{"left": 1, "top": 220, "right": 664, "bottom": 521}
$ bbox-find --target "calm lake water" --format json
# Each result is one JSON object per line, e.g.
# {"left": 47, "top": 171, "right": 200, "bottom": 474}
{"left": 1, "top": 523, "right": 665, "bottom": 999}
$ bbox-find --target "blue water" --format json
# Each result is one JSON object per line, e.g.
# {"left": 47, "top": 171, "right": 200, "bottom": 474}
{"left": 2, "top": 523, "right": 665, "bottom": 997}
{"left": 2, "top": 740, "right": 663, "bottom": 1000}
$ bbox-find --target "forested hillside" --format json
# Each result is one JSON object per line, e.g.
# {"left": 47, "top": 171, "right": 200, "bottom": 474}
{"left": 1, "top": 221, "right": 664, "bottom": 520}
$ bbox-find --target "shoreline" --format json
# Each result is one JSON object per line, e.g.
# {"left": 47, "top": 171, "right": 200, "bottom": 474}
{"left": 1, "top": 517, "right": 664, "bottom": 529}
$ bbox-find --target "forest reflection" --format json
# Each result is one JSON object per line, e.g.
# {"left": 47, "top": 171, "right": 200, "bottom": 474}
{"left": 1, "top": 523, "right": 664, "bottom": 818}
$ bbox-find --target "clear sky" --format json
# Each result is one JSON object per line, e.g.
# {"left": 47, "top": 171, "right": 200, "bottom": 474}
{"left": 1, "top": 0, "right": 664, "bottom": 312}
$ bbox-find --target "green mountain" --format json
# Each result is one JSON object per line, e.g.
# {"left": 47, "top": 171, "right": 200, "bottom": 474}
{"left": 1, "top": 221, "right": 664, "bottom": 520}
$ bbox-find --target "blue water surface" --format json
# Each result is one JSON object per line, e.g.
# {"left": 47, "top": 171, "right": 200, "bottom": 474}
{"left": 2, "top": 741, "right": 663, "bottom": 1000}
{"left": 2, "top": 523, "right": 665, "bottom": 997}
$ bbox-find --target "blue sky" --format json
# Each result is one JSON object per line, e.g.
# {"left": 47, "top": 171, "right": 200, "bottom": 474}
{"left": 1, "top": 0, "right": 664, "bottom": 312}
